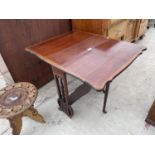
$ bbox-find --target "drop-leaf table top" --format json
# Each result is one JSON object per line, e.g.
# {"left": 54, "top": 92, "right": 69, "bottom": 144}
{"left": 26, "top": 31, "right": 145, "bottom": 91}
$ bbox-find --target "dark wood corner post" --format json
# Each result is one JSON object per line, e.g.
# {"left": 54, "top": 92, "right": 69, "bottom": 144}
{"left": 52, "top": 67, "right": 74, "bottom": 118}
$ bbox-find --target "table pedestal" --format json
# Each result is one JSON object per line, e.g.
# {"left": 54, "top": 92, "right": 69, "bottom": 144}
{"left": 52, "top": 67, "right": 74, "bottom": 118}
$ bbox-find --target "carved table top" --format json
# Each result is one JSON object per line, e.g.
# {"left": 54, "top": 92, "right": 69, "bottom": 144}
{"left": 26, "top": 31, "right": 146, "bottom": 91}
{"left": 0, "top": 82, "right": 37, "bottom": 118}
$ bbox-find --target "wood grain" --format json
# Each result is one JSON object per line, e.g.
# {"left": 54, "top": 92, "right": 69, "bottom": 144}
{"left": 0, "top": 19, "right": 71, "bottom": 88}
{"left": 72, "top": 19, "right": 148, "bottom": 42}
{"left": 26, "top": 31, "right": 145, "bottom": 91}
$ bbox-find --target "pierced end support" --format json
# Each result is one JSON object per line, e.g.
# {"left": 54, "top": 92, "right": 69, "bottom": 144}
{"left": 53, "top": 67, "right": 74, "bottom": 118}
{"left": 58, "top": 99, "right": 74, "bottom": 118}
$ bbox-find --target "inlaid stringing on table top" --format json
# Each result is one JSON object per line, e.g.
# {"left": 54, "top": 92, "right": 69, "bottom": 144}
{"left": 26, "top": 31, "right": 146, "bottom": 91}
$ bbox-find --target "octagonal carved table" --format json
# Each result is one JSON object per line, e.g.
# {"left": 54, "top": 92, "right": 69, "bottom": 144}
{"left": 0, "top": 82, "right": 45, "bottom": 135}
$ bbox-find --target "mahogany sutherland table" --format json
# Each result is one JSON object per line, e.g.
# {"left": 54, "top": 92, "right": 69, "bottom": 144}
{"left": 26, "top": 31, "right": 146, "bottom": 118}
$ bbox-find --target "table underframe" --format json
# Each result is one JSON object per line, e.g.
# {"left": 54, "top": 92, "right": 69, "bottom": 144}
{"left": 52, "top": 66, "right": 112, "bottom": 118}
{"left": 52, "top": 51, "right": 145, "bottom": 118}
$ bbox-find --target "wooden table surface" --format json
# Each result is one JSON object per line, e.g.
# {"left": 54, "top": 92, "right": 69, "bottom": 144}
{"left": 26, "top": 31, "right": 145, "bottom": 91}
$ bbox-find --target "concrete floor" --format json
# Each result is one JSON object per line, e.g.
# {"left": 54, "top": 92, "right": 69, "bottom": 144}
{"left": 0, "top": 28, "right": 155, "bottom": 135}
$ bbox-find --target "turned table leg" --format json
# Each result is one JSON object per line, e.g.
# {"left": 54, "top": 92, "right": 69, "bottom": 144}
{"left": 102, "top": 81, "right": 111, "bottom": 113}
{"left": 52, "top": 67, "right": 74, "bottom": 118}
